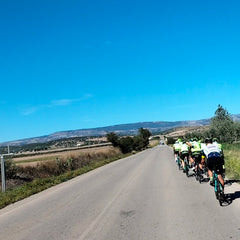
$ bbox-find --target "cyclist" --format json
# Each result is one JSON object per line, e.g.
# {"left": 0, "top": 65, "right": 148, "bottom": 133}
{"left": 173, "top": 140, "right": 181, "bottom": 162}
{"left": 187, "top": 138, "right": 203, "bottom": 172}
{"left": 203, "top": 138, "right": 224, "bottom": 192}
{"left": 179, "top": 140, "right": 190, "bottom": 173}
{"left": 213, "top": 137, "right": 225, "bottom": 175}
{"left": 199, "top": 139, "right": 207, "bottom": 172}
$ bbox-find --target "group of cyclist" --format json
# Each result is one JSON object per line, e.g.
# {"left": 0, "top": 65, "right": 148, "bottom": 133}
{"left": 173, "top": 137, "right": 225, "bottom": 196}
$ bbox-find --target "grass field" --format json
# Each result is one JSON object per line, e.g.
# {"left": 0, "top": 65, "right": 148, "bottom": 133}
{"left": 12, "top": 145, "right": 115, "bottom": 165}
{"left": 223, "top": 143, "right": 240, "bottom": 180}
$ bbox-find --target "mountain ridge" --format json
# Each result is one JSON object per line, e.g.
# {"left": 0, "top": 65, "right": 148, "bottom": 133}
{"left": 2, "top": 114, "right": 240, "bottom": 146}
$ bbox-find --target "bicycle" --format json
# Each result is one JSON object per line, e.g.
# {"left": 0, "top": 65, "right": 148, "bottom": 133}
{"left": 213, "top": 170, "right": 225, "bottom": 206}
{"left": 193, "top": 154, "right": 203, "bottom": 183}
{"left": 184, "top": 156, "right": 190, "bottom": 177}
{"left": 195, "top": 162, "right": 204, "bottom": 183}
{"left": 176, "top": 155, "right": 182, "bottom": 170}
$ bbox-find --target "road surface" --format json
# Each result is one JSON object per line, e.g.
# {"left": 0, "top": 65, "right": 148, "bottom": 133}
{"left": 0, "top": 145, "right": 240, "bottom": 240}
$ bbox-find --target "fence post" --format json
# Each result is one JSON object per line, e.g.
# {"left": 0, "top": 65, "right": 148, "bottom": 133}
{"left": 1, "top": 155, "right": 6, "bottom": 192}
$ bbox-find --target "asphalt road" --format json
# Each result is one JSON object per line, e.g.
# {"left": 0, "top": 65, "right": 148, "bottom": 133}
{"left": 0, "top": 145, "right": 240, "bottom": 240}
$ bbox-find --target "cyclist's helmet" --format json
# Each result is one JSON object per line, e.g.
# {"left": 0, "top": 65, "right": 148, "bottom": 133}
{"left": 205, "top": 138, "right": 212, "bottom": 144}
{"left": 212, "top": 138, "right": 218, "bottom": 142}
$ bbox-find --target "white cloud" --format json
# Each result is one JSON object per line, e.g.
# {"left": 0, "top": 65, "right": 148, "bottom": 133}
{"left": 20, "top": 94, "right": 94, "bottom": 116}
{"left": 20, "top": 106, "right": 38, "bottom": 116}
{"left": 49, "top": 99, "right": 76, "bottom": 106}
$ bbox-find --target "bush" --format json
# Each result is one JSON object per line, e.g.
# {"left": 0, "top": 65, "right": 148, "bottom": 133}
{"left": 119, "top": 136, "right": 134, "bottom": 154}
{"left": 0, "top": 159, "right": 18, "bottom": 179}
{"left": 107, "top": 128, "right": 152, "bottom": 153}
{"left": 167, "top": 137, "right": 175, "bottom": 145}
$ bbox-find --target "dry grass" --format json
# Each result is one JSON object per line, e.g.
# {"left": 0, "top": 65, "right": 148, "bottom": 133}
{"left": 149, "top": 140, "right": 160, "bottom": 147}
{"left": 13, "top": 146, "right": 117, "bottom": 166}
{"left": 165, "top": 126, "right": 209, "bottom": 138}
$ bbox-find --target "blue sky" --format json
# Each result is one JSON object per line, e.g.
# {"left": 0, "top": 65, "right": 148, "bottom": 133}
{"left": 1, "top": 0, "right": 240, "bottom": 143}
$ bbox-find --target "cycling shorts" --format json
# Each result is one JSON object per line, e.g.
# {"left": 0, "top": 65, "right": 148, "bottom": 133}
{"left": 180, "top": 152, "right": 189, "bottom": 161}
{"left": 174, "top": 150, "right": 180, "bottom": 154}
{"left": 191, "top": 153, "right": 202, "bottom": 164}
{"left": 207, "top": 156, "right": 224, "bottom": 174}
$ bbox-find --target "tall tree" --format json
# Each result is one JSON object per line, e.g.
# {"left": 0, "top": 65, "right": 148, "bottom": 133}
{"left": 210, "top": 105, "right": 235, "bottom": 142}
{"left": 138, "top": 128, "right": 151, "bottom": 148}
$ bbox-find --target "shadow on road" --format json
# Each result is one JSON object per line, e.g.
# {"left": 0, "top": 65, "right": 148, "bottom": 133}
{"left": 222, "top": 191, "right": 240, "bottom": 206}
{"left": 225, "top": 179, "right": 240, "bottom": 186}
{"left": 221, "top": 180, "right": 240, "bottom": 206}
{"left": 200, "top": 176, "right": 210, "bottom": 183}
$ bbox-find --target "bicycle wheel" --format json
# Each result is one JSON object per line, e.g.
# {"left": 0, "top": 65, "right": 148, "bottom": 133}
{"left": 195, "top": 174, "right": 199, "bottom": 181}
{"left": 185, "top": 164, "right": 189, "bottom": 177}
{"left": 215, "top": 183, "right": 220, "bottom": 200}
{"left": 198, "top": 174, "right": 203, "bottom": 183}
{"left": 218, "top": 181, "right": 224, "bottom": 206}
{"left": 195, "top": 165, "right": 199, "bottom": 181}
{"left": 177, "top": 157, "right": 181, "bottom": 170}
{"left": 219, "top": 191, "right": 224, "bottom": 206}
{"left": 198, "top": 167, "right": 203, "bottom": 183}
{"left": 215, "top": 191, "right": 219, "bottom": 200}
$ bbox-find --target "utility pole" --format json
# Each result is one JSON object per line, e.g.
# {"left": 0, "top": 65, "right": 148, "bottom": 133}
{"left": 1, "top": 153, "right": 13, "bottom": 192}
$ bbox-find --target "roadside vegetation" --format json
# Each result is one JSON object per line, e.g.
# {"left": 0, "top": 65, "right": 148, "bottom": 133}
{"left": 223, "top": 143, "right": 240, "bottom": 180}
{"left": 0, "top": 128, "right": 152, "bottom": 209}
{"left": 106, "top": 128, "right": 151, "bottom": 153}
{"left": 0, "top": 146, "right": 128, "bottom": 209}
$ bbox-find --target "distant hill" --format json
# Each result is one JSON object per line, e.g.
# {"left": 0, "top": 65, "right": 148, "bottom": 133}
{"left": 1, "top": 114, "right": 240, "bottom": 146}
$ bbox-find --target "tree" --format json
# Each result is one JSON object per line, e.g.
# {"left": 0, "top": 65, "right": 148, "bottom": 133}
{"left": 118, "top": 136, "right": 134, "bottom": 154}
{"left": 166, "top": 137, "right": 175, "bottom": 145}
{"left": 233, "top": 122, "right": 240, "bottom": 142}
{"left": 138, "top": 128, "right": 151, "bottom": 148}
{"left": 106, "top": 128, "right": 152, "bottom": 154}
{"left": 210, "top": 105, "right": 235, "bottom": 142}
{"left": 106, "top": 132, "right": 119, "bottom": 147}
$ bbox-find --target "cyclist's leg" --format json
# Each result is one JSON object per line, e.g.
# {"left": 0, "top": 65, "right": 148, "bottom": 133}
{"left": 174, "top": 151, "right": 177, "bottom": 162}
{"left": 221, "top": 155, "right": 225, "bottom": 178}
{"left": 199, "top": 158, "right": 204, "bottom": 170}
{"left": 215, "top": 161, "right": 224, "bottom": 190}
{"left": 197, "top": 155, "right": 203, "bottom": 172}
{"left": 189, "top": 154, "right": 194, "bottom": 166}
{"left": 192, "top": 154, "right": 198, "bottom": 171}
{"left": 218, "top": 174, "right": 224, "bottom": 190}
{"left": 184, "top": 155, "right": 189, "bottom": 175}
{"left": 195, "top": 155, "right": 204, "bottom": 178}
{"left": 176, "top": 152, "right": 180, "bottom": 163}
{"left": 201, "top": 155, "right": 207, "bottom": 172}
{"left": 206, "top": 157, "right": 214, "bottom": 185}
{"left": 180, "top": 153, "right": 185, "bottom": 169}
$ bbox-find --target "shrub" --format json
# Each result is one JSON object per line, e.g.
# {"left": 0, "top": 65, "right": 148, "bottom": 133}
{"left": 3, "top": 159, "right": 18, "bottom": 179}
